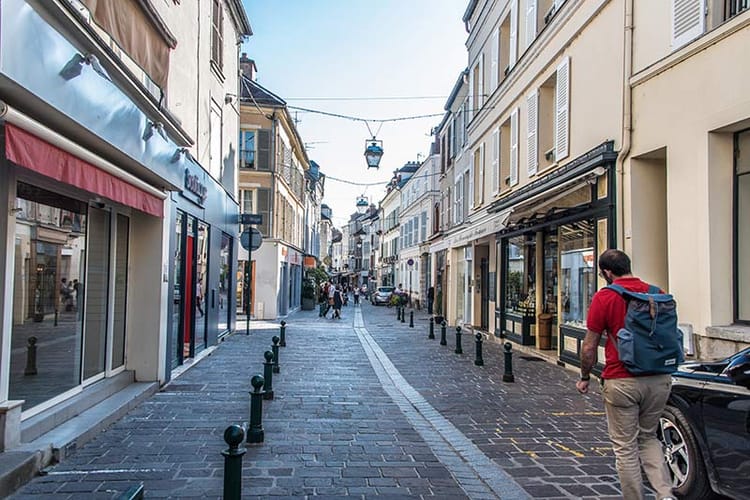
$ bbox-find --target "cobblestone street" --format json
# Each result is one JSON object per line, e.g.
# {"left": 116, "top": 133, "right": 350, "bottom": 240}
{"left": 10, "top": 301, "right": 646, "bottom": 499}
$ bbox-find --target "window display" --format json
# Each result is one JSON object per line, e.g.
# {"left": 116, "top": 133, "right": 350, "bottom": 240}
{"left": 559, "top": 221, "right": 596, "bottom": 329}
{"left": 504, "top": 234, "right": 535, "bottom": 317}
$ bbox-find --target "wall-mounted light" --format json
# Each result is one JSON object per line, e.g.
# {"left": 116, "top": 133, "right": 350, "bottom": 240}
{"left": 225, "top": 93, "right": 238, "bottom": 105}
{"left": 59, "top": 53, "right": 110, "bottom": 81}
{"left": 170, "top": 147, "right": 189, "bottom": 163}
{"left": 142, "top": 120, "right": 166, "bottom": 141}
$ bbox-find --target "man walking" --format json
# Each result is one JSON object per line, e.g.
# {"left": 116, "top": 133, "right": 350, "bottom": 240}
{"left": 576, "top": 249, "right": 674, "bottom": 500}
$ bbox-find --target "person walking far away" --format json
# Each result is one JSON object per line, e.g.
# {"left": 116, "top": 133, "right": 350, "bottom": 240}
{"left": 332, "top": 285, "right": 343, "bottom": 319}
{"left": 353, "top": 286, "right": 360, "bottom": 305}
{"left": 576, "top": 249, "right": 675, "bottom": 500}
{"left": 427, "top": 286, "right": 434, "bottom": 314}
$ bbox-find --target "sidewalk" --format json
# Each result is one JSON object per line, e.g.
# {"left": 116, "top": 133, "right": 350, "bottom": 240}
{"left": 9, "top": 301, "right": 636, "bottom": 499}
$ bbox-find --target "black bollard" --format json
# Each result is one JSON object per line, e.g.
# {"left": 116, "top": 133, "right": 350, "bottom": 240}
{"left": 474, "top": 332, "right": 484, "bottom": 366}
{"left": 279, "top": 321, "right": 286, "bottom": 347}
{"left": 401, "top": 306, "right": 406, "bottom": 323}
{"left": 440, "top": 321, "right": 447, "bottom": 346}
{"left": 409, "top": 310, "right": 414, "bottom": 328}
{"left": 396, "top": 304, "right": 400, "bottom": 320}
{"left": 271, "top": 336, "right": 280, "bottom": 374}
{"left": 503, "top": 342, "right": 515, "bottom": 382}
{"left": 221, "top": 424, "right": 246, "bottom": 500}
{"left": 428, "top": 317, "right": 435, "bottom": 339}
{"left": 54, "top": 310, "right": 58, "bottom": 327}
{"left": 247, "top": 375, "right": 265, "bottom": 443}
{"left": 24, "top": 337, "right": 38, "bottom": 376}
{"left": 262, "top": 351, "right": 274, "bottom": 400}
{"left": 455, "top": 326, "right": 463, "bottom": 354}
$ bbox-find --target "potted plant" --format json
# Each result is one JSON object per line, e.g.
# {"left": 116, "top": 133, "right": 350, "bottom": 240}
{"left": 301, "top": 279, "right": 317, "bottom": 310}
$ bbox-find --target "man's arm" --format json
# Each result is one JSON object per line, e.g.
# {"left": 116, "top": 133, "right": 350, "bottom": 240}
{"left": 576, "top": 329, "right": 601, "bottom": 394}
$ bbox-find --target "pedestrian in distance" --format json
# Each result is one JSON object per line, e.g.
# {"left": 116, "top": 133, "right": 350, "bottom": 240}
{"left": 576, "top": 249, "right": 675, "bottom": 500}
{"left": 427, "top": 286, "right": 434, "bottom": 314}
{"left": 324, "top": 282, "right": 335, "bottom": 318}
{"left": 353, "top": 286, "right": 360, "bottom": 305}
{"left": 332, "top": 285, "right": 343, "bottom": 319}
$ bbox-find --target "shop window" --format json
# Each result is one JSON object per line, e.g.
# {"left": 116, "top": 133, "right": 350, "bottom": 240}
{"left": 10, "top": 183, "right": 89, "bottom": 410}
{"left": 504, "top": 234, "right": 536, "bottom": 316}
{"left": 218, "top": 232, "right": 232, "bottom": 335}
{"left": 559, "top": 221, "right": 596, "bottom": 329}
{"left": 736, "top": 129, "right": 750, "bottom": 322}
{"left": 83, "top": 206, "right": 111, "bottom": 381}
{"left": 240, "top": 130, "right": 255, "bottom": 169}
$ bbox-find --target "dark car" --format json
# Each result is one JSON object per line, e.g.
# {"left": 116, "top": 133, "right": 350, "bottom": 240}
{"left": 658, "top": 347, "right": 750, "bottom": 500}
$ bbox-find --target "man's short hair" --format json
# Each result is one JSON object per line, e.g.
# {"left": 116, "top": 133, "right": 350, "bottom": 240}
{"left": 598, "top": 249, "right": 632, "bottom": 276}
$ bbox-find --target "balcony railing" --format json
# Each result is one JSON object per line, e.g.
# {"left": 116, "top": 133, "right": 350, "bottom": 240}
{"left": 725, "top": 0, "right": 749, "bottom": 20}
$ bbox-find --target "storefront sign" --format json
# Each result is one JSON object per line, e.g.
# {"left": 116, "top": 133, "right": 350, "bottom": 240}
{"left": 184, "top": 169, "right": 207, "bottom": 204}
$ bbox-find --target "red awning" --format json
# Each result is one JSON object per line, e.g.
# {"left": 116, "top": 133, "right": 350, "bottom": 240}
{"left": 4, "top": 124, "right": 163, "bottom": 217}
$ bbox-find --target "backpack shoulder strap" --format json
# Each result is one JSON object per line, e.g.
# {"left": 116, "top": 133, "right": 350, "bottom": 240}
{"left": 605, "top": 284, "right": 627, "bottom": 296}
{"left": 647, "top": 284, "right": 660, "bottom": 294}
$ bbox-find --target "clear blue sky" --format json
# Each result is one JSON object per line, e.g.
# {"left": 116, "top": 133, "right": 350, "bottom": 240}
{"left": 240, "top": 1, "right": 468, "bottom": 227}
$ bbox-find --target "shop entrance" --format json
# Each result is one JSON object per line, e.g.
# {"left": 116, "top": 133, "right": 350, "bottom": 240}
{"left": 480, "top": 257, "right": 489, "bottom": 330}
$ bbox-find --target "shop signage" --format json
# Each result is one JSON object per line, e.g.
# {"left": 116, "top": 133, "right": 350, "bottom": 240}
{"left": 240, "top": 213, "right": 263, "bottom": 225}
{"left": 184, "top": 169, "right": 207, "bottom": 204}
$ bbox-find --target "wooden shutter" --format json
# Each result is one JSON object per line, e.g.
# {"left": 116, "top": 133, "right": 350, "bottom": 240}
{"left": 526, "top": 0, "right": 537, "bottom": 48}
{"left": 527, "top": 90, "right": 538, "bottom": 176}
{"left": 509, "top": 0, "right": 518, "bottom": 68}
{"left": 672, "top": 0, "right": 704, "bottom": 48}
{"left": 492, "top": 128, "right": 500, "bottom": 194}
{"left": 555, "top": 57, "right": 570, "bottom": 161}
{"left": 490, "top": 28, "right": 499, "bottom": 90}
{"left": 256, "top": 188, "right": 271, "bottom": 237}
{"left": 256, "top": 129, "right": 272, "bottom": 171}
{"left": 479, "top": 53, "right": 485, "bottom": 109}
{"left": 510, "top": 108, "right": 519, "bottom": 186}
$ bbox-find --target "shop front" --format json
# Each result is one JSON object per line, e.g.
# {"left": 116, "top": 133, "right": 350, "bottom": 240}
{"left": 493, "top": 142, "right": 616, "bottom": 365}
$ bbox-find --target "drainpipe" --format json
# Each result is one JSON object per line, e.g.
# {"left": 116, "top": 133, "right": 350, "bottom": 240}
{"left": 616, "top": 0, "right": 634, "bottom": 249}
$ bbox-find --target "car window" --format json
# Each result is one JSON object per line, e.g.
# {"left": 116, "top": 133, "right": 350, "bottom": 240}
{"left": 377, "top": 287, "right": 393, "bottom": 293}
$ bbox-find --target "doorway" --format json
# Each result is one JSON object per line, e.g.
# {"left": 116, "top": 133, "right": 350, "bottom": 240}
{"left": 480, "top": 257, "right": 489, "bottom": 330}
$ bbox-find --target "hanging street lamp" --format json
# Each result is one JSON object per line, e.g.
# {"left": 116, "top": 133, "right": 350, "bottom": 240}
{"left": 355, "top": 195, "right": 369, "bottom": 214}
{"left": 364, "top": 138, "right": 384, "bottom": 169}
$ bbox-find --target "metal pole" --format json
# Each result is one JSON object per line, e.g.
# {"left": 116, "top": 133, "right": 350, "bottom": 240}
{"left": 247, "top": 375, "right": 265, "bottom": 443}
{"left": 428, "top": 317, "right": 435, "bottom": 339}
{"left": 245, "top": 246, "right": 251, "bottom": 335}
{"left": 221, "top": 424, "right": 246, "bottom": 500}
{"left": 455, "top": 326, "right": 463, "bottom": 354}
{"left": 503, "top": 343, "right": 515, "bottom": 382}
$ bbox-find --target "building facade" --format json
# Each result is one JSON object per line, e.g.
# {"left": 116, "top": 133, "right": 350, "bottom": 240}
{"left": 0, "top": 0, "right": 250, "bottom": 461}
{"left": 238, "top": 64, "right": 309, "bottom": 319}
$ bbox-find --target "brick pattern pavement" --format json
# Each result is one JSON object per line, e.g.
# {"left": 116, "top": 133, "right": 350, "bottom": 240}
{"left": 10, "top": 300, "right": 657, "bottom": 499}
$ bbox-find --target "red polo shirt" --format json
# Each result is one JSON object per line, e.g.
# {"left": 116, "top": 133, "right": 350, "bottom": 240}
{"left": 586, "top": 277, "right": 653, "bottom": 379}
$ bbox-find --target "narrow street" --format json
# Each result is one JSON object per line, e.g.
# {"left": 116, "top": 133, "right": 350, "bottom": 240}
{"left": 12, "top": 300, "right": 640, "bottom": 499}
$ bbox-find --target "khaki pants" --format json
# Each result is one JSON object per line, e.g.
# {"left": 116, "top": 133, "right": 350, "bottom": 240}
{"left": 602, "top": 375, "right": 673, "bottom": 500}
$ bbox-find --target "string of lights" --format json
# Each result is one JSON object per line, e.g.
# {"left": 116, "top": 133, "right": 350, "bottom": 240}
{"left": 286, "top": 105, "right": 445, "bottom": 124}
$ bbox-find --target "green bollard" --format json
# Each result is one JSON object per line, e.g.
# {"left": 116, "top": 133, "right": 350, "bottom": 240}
{"left": 409, "top": 310, "right": 414, "bottom": 328}
{"left": 440, "top": 321, "right": 447, "bottom": 346}
{"left": 455, "top": 326, "right": 463, "bottom": 354}
{"left": 247, "top": 375, "right": 265, "bottom": 443}
{"left": 503, "top": 342, "right": 515, "bottom": 382}
{"left": 428, "top": 317, "right": 435, "bottom": 339}
{"left": 222, "top": 424, "right": 246, "bottom": 500}
{"left": 279, "top": 320, "right": 286, "bottom": 347}
{"left": 271, "top": 336, "right": 280, "bottom": 374}
{"left": 474, "top": 332, "right": 484, "bottom": 366}
{"left": 262, "top": 351, "right": 274, "bottom": 400}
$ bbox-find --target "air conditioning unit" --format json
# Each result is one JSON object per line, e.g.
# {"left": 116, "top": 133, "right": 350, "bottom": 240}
{"left": 544, "top": 148, "right": 555, "bottom": 162}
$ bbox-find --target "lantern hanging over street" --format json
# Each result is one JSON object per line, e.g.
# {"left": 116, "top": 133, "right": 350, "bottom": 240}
{"left": 364, "top": 138, "right": 384, "bottom": 169}
{"left": 356, "top": 195, "right": 369, "bottom": 214}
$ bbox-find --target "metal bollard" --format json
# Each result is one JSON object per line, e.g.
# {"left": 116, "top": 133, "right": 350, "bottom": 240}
{"left": 455, "top": 326, "right": 463, "bottom": 354}
{"left": 54, "top": 310, "right": 58, "bottom": 327}
{"left": 396, "top": 305, "right": 400, "bottom": 320}
{"left": 262, "top": 351, "right": 274, "bottom": 400}
{"left": 440, "top": 321, "right": 447, "bottom": 346}
{"left": 474, "top": 332, "right": 484, "bottom": 366}
{"left": 271, "top": 336, "right": 280, "bottom": 374}
{"left": 25, "top": 336, "right": 38, "bottom": 375}
{"left": 279, "top": 320, "right": 287, "bottom": 347}
{"left": 247, "top": 375, "right": 265, "bottom": 443}
{"left": 221, "top": 424, "right": 246, "bottom": 500}
{"left": 409, "top": 310, "right": 414, "bottom": 328}
{"left": 401, "top": 306, "right": 406, "bottom": 323}
{"left": 428, "top": 317, "right": 435, "bottom": 339}
{"left": 503, "top": 342, "right": 515, "bottom": 382}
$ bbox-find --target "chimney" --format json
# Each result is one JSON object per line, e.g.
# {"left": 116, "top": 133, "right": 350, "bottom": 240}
{"left": 240, "top": 52, "right": 257, "bottom": 81}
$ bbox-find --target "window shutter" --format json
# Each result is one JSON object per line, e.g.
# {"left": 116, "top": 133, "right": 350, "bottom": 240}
{"left": 525, "top": 0, "right": 537, "bottom": 48}
{"left": 490, "top": 28, "right": 499, "bottom": 90}
{"left": 479, "top": 143, "right": 485, "bottom": 204}
{"left": 468, "top": 165, "right": 475, "bottom": 210}
{"left": 479, "top": 53, "right": 485, "bottom": 108}
{"left": 257, "top": 188, "right": 271, "bottom": 237}
{"left": 257, "top": 129, "right": 272, "bottom": 171}
{"left": 510, "top": 108, "right": 519, "bottom": 186}
{"left": 555, "top": 57, "right": 570, "bottom": 161}
{"left": 492, "top": 128, "right": 500, "bottom": 193}
{"left": 527, "top": 90, "right": 538, "bottom": 176}
{"left": 468, "top": 70, "right": 474, "bottom": 122}
{"left": 672, "top": 0, "right": 704, "bottom": 48}
{"left": 509, "top": 0, "right": 518, "bottom": 68}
